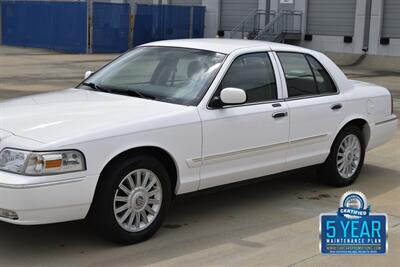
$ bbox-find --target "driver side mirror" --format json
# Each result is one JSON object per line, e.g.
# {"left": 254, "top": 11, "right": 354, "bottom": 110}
{"left": 209, "top": 88, "right": 247, "bottom": 108}
{"left": 84, "top": 70, "right": 94, "bottom": 80}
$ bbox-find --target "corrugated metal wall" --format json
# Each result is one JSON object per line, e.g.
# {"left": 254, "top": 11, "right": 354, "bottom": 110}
{"left": 382, "top": 0, "right": 400, "bottom": 38}
{"left": 306, "top": 0, "right": 356, "bottom": 36}
{"left": 220, "top": 0, "right": 258, "bottom": 31}
{"left": 170, "top": 0, "right": 202, "bottom": 6}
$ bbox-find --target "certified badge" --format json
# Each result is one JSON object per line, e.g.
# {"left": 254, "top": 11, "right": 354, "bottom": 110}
{"left": 320, "top": 191, "right": 387, "bottom": 254}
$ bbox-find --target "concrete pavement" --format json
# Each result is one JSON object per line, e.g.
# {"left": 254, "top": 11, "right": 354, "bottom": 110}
{"left": 0, "top": 46, "right": 399, "bottom": 267}
{"left": 0, "top": 46, "right": 116, "bottom": 98}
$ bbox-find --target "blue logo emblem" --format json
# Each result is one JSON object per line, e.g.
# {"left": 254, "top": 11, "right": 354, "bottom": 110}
{"left": 320, "top": 191, "right": 387, "bottom": 254}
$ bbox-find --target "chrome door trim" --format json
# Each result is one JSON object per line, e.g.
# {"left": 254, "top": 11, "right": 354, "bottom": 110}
{"left": 187, "top": 133, "right": 329, "bottom": 167}
{"left": 290, "top": 133, "right": 328, "bottom": 144}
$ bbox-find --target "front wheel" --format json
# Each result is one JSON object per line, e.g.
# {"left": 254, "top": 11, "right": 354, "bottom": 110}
{"left": 319, "top": 126, "right": 365, "bottom": 187}
{"left": 91, "top": 155, "right": 172, "bottom": 244}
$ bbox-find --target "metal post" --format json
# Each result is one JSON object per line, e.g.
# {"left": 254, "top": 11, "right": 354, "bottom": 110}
{"left": 363, "top": 0, "right": 372, "bottom": 52}
{"left": 87, "top": 0, "right": 93, "bottom": 54}
{"left": 129, "top": 0, "right": 135, "bottom": 49}
{"left": 299, "top": 12, "right": 302, "bottom": 34}
{"left": 189, "top": 6, "right": 193, "bottom": 38}
{"left": 253, "top": 12, "right": 257, "bottom": 33}
{"left": 0, "top": 0, "right": 2, "bottom": 45}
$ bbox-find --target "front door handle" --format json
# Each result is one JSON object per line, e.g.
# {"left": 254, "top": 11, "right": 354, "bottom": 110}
{"left": 331, "top": 103, "right": 343, "bottom": 110}
{"left": 272, "top": 112, "right": 288, "bottom": 119}
{"left": 272, "top": 103, "right": 281, "bottom": 108}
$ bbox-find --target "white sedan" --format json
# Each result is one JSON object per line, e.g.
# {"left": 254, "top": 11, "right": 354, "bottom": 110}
{"left": 0, "top": 39, "right": 397, "bottom": 244}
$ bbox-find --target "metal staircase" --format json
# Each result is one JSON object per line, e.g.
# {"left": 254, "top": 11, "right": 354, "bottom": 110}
{"left": 229, "top": 10, "right": 303, "bottom": 43}
{"left": 229, "top": 10, "right": 276, "bottom": 39}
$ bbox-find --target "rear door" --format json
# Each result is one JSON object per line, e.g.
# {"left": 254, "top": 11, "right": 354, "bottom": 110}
{"left": 273, "top": 52, "right": 345, "bottom": 170}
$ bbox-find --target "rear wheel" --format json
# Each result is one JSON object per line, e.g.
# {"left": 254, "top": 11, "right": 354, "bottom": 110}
{"left": 92, "top": 155, "right": 171, "bottom": 244}
{"left": 319, "top": 126, "right": 365, "bottom": 186}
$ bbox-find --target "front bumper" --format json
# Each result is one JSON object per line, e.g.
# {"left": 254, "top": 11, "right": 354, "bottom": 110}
{"left": 0, "top": 171, "right": 98, "bottom": 225}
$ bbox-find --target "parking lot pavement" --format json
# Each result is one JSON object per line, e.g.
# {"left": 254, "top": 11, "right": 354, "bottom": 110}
{"left": 0, "top": 46, "right": 399, "bottom": 266}
{"left": 0, "top": 46, "right": 116, "bottom": 97}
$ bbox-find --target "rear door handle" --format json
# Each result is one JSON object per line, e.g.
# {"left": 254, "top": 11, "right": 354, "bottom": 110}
{"left": 331, "top": 104, "right": 343, "bottom": 110}
{"left": 272, "top": 112, "right": 288, "bottom": 119}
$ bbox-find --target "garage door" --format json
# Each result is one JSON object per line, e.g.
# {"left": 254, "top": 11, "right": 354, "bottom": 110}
{"left": 382, "top": 0, "right": 400, "bottom": 38}
{"left": 220, "top": 0, "right": 258, "bottom": 31}
{"left": 170, "top": 0, "right": 202, "bottom": 6}
{"left": 306, "top": 0, "right": 356, "bottom": 36}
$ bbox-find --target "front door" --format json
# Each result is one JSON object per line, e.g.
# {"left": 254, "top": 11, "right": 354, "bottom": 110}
{"left": 196, "top": 52, "right": 290, "bottom": 189}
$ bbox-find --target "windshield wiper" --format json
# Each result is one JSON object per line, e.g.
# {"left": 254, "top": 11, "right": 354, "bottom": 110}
{"left": 82, "top": 82, "right": 108, "bottom": 92}
{"left": 109, "top": 88, "right": 156, "bottom": 100}
{"left": 82, "top": 82, "right": 155, "bottom": 100}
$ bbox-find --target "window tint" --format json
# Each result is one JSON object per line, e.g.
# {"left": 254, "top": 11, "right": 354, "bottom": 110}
{"left": 218, "top": 53, "right": 277, "bottom": 103}
{"left": 306, "top": 55, "right": 337, "bottom": 94}
{"left": 277, "top": 52, "right": 318, "bottom": 98}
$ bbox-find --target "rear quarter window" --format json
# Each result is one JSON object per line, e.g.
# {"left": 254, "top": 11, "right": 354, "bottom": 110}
{"left": 306, "top": 55, "right": 337, "bottom": 94}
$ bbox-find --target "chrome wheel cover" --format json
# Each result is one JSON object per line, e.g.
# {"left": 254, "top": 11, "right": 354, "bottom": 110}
{"left": 336, "top": 134, "right": 361, "bottom": 179}
{"left": 113, "top": 169, "right": 162, "bottom": 232}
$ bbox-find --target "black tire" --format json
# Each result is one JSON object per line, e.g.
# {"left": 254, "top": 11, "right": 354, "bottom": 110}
{"left": 319, "top": 125, "right": 365, "bottom": 187}
{"left": 91, "top": 155, "right": 172, "bottom": 244}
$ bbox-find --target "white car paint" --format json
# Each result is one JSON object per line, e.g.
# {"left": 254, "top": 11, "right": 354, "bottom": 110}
{"left": 0, "top": 39, "right": 397, "bottom": 225}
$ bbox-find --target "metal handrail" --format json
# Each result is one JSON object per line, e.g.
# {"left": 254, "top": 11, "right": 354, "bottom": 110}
{"left": 230, "top": 9, "right": 259, "bottom": 38}
{"left": 254, "top": 11, "right": 284, "bottom": 40}
{"left": 255, "top": 10, "right": 302, "bottom": 41}
{"left": 230, "top": 10, "right": 276, "bottom": 39}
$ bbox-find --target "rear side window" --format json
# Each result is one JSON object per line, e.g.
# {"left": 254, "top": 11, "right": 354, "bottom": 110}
{"left": 277, "top": 52, "right": 337, "bottom": 98}
{"left": 277, "top": 52, "right": 318, "bottom": 97}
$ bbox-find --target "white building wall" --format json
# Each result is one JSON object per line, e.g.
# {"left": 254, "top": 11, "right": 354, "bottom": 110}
{"left": 202, "top": 0, "right": 220, "bottom": 38}
{"left": 293, "top": 0, "right": 306, "bottom": 38}
{"left": 368, "top": 0, "right": 384, "bottom": 55}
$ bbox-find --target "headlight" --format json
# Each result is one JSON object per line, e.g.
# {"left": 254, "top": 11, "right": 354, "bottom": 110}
{"left": 0, "top": 148, "right": 86, "bottom": 175}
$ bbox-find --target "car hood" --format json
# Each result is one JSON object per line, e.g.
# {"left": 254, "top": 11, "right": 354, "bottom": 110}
{"left": 0, "top": 89, "right": 189, "bottom": 144}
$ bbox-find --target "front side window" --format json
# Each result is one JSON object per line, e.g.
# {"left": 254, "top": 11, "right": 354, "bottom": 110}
{"left": 217, "top": 53, "right": 277, "bottom": 104}
{"left": 79, "top": 47, "right": 225, "bottom": 106}
{"left": 277, "top": 52, "right": 337, "bottom": 98}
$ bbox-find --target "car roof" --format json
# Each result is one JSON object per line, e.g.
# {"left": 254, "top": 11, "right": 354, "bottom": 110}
{"left": 140, "top": 38, "right": 313, "bottom": 54}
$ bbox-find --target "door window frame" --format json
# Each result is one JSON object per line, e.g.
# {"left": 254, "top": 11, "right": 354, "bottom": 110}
{"left": 206, "top": 51, "right": 284, "bottom": 109}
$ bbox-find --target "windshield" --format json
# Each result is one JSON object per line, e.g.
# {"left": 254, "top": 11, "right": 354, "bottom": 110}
{"left": 79, "top": 46, "right": 225, "bottom": 106}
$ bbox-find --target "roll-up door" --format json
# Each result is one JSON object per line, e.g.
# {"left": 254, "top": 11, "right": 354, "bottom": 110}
{"left": 382, "top": 0, "right": 400, "bottom": 38}
{"left": 306, "top": 0, "right": 356, "bottom": 36}
{"left": 170, "top": 0, "right": 202, "bottom": 6}
{"left": 220, "top": 0, "right": 258, "bottom": 31}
